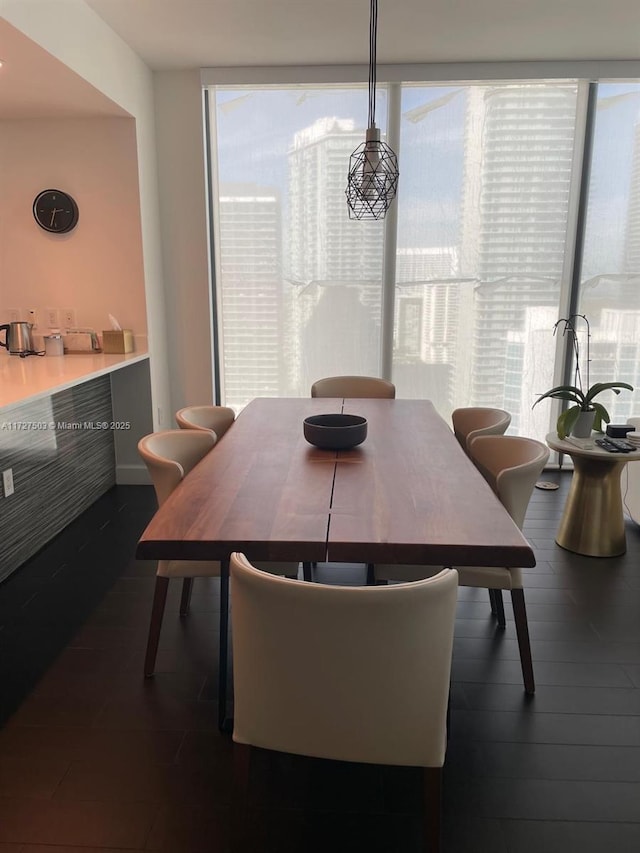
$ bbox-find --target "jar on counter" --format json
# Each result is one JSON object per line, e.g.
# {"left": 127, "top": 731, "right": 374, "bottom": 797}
{"left": 44, "top": 333, "right": 64, "bottom": 357}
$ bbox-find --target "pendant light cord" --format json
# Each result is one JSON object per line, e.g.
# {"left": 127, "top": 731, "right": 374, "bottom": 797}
{"left": 368, "top": 0, "right": 377, "bottom": 129}
{"left": 346, "top": 0, "right": 398, "bottom": 220}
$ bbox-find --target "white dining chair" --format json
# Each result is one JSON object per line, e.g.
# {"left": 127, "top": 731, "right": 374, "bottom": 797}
{"left": 138, "top": 430, "right": 298, "bottom": 677}
{"left": 138, "top": 430, "right": 217, "bottom": 676}
{"left": 175, "top": 404, "right": 236, "bottom": 440}
{"left": 451, "top": 406, "right": 511, "bottom": 455}
{"left": 451, "top": 407, "right": 512, "bottom": 612}
{"left": 229, "top": 552, "right": 458, "bottom": 853}
{"left": 375, "top": 435, "right": 549, "bottom": 694}
{"left": 311, "top": 375, "right": 396, "bottom": 399}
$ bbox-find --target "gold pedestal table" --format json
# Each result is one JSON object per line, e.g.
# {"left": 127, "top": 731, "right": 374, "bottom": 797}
{"left": 546, "top": 432, "right": 640, "bottom": 557}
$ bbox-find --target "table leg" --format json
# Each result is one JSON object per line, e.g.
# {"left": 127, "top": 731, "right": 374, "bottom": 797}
{"left": 556, "top": 456, "right": 628, "bottom": 557}
{"left": 218, "top": 558, "right": 232, "bottom": 733}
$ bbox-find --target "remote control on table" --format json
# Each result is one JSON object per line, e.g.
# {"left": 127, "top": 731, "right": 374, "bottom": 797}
{"left": 607, "top": 437, "right": 637, "bottom": 451}
{"left": 596, "top": 438, "right": 635, "bottom": 453}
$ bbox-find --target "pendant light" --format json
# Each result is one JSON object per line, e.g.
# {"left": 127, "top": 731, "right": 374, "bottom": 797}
{"left": 346, "top": 0, "right": 399, "bottom": 220}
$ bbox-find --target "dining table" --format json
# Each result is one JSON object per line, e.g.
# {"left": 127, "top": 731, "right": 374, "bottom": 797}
{"left": 136, "top": 396, "right": 536, "bottom": 730}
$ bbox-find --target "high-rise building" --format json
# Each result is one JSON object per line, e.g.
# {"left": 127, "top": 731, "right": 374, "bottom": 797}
{"left": 285, "top": 117, "right": 385, "bottom": 391}
{"left": 591, "top": 308, "right": 640, "bottom": 422}
{"left": 217, "top": 185, "right": 284, "bottom": 409}
{"left": 504, "top": 305, "right": 559, "bottom": 436}
{"left": 393, "top": 248, "right": 461, "bottom": 411}
{"left": 625, "top": 120, "right": 640, "bottom": 272}
{"left": 457, "top": 84, "right": 578, "bottom": 415}
{"left": 288, "top": 117, "right": 384, "bottom": 284}
{"left": 394, "top": 248, "right": 460, "bottom": 363}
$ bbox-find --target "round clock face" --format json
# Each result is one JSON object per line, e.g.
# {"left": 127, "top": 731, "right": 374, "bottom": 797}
{"left": 33, "top": 189, "right": 79, "bottom": 234}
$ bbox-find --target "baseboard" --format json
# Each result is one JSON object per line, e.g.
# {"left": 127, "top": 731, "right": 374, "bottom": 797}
{"left": 116, "top": 463, "right": 151, "bottom": 485}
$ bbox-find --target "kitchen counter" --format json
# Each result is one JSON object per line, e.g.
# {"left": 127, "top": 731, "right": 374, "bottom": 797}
{"left": 0, "top": 349, "right": 153, "bottom": 581}
{"left": 0, "top": 350, "right": 149, "bottom": 411}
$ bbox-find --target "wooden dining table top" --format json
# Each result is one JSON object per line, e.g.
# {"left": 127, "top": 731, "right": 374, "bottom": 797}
{"left": 136, "top": 397, "right": 536, "bottom": 569}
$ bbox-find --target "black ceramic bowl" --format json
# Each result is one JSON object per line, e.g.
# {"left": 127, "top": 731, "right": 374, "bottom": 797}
{"left": 303, "top": 413, "right": 368, "bottom": 450}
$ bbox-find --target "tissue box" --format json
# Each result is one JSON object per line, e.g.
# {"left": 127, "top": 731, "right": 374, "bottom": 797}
{"left": 102, "top": 329, "right": 134, "bottom": 354}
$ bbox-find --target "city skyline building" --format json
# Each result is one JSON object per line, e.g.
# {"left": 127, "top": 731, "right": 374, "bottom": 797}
{"left": 457, "top": 84, "right": 579, "bottom": 419}
{"left": 393, "top": 247, "right": 460, "bottom": 410}
{"left": 625, "top": 119, "right": 640, "bottom": 273}
{"left": 285, "top": 117, "right": 384, "bottom": 392}
{"left": 217, "top": 185, "right": 284, "bottom": 409}
{"left": 504, "top": 305, "right": 559, "bottom": 437}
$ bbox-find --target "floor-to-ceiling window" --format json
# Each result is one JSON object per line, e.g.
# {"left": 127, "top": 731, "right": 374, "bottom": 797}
{"left": 392, "top": 83, "right": 579, "bottom": 436}
{"left": 208, "top": 86, "right": 386, "bottom": 411}
{"left": 205, "top": 73, "right": 640, "bottom": 441}
{"left": 572, "top": 82, "right": 640, "bottom": 426}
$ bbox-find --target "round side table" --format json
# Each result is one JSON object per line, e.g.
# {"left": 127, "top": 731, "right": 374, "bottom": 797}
{"left": 546, "top": 432, "right": 640, "bottom": 557}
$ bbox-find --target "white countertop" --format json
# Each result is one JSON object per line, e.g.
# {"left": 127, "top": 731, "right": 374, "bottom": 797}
{"left": 0, "top": 350, "right": 149, "bottom": 411}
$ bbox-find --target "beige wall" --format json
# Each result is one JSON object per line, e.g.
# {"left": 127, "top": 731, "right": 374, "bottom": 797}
{"left": 1, "top": 0, "right": 172, "bottom": 428}
{"left": 0, "top": 117, "right": 147, "bottom": 343}
{"left": 0, "top": 3, "right": 216, "bottom": 422}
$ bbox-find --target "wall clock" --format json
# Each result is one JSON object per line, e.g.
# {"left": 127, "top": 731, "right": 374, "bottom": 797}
{"left": 33, "top": 189, "right": 79, "bottom": 234}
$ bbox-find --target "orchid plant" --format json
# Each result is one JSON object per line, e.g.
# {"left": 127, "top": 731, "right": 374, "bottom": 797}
{"left": 532, "top": 314, "right": 633, "bottom": 439}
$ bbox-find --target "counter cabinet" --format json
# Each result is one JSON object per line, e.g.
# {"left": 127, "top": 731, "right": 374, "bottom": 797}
{"left": 0, "top": 354, "right": 152, "bottom": 581}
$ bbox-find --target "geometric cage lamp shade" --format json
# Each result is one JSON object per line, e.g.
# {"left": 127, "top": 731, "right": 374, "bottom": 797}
{"left": 346, "top": 127, "right": 399, "bottom": 220}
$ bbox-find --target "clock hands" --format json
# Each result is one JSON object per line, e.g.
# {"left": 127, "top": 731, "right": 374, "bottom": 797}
{"left": 49, "top": 208, "right": 63, "bottom": 228}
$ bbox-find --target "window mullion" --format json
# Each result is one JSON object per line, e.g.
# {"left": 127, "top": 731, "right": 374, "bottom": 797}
{"left": 560, "top": 81, "right": 599, "bottom": 387}
{"left": 380, "top": 82, "right": 401, "bottom": 380}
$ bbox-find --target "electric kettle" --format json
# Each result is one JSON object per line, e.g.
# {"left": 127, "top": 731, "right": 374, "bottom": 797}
{"left": 0, "top": 321, "right": 37, "bottom": 355}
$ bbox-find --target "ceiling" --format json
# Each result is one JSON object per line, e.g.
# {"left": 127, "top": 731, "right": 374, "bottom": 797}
{"left": 85, "top": 0, "right": 640, "bottom": 69}
{"left": 1, "top": 0, "right": 638, "bottom": 121}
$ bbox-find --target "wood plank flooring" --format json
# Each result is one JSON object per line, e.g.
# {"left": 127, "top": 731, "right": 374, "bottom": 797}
{"left": 0, "top": 475, "right": 639, "bottom": 852}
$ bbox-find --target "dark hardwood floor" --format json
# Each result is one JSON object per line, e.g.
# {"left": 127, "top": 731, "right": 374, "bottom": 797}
{"left": 0, "top": 474, "right": 639, "bottom": 852}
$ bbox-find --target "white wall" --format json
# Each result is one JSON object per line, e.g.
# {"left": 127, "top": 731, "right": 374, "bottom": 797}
{"left": 0, "top": 0, "right": 172, "bottom": 427}
{"left": 154, "top": 71, "right": 214, "bottom": 410}
{"left": 0, "top": 117, "right": 147, "bottom": 343}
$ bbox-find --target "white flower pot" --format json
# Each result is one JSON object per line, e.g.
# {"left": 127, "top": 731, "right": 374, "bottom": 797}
{"left": 571, "top": 409, "right": 596, "bottom": 438}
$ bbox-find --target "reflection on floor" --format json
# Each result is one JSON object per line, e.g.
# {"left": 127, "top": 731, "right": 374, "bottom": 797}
{"left": 0, "top": 474, "right": 639, "bottom": 852}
